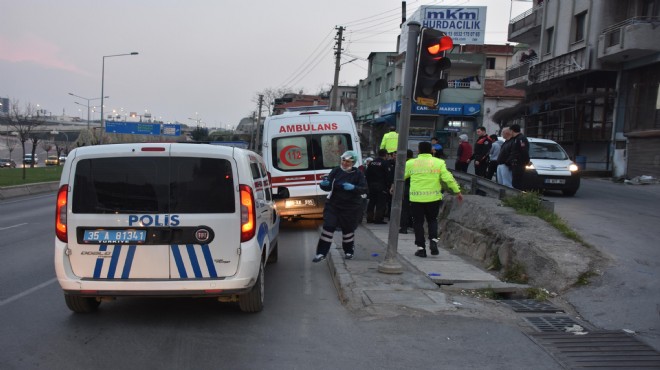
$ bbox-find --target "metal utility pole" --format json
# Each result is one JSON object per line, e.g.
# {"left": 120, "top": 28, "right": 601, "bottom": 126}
{"left": 378, "top": 21, "right": 420, "bottom": 275}
{"left": 330, "top": 26, "right": 345, "bottom": 111}
{"left": 249, "top": 111, "right": 256, "bottom": 150}
{"left": 254, "top": 95, "right": 264, "bottom": 154}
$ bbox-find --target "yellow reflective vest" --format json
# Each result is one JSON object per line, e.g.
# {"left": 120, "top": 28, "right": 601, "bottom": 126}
{"left": 405, "top": 153, "right": 461, "bottom": 203}
{"left": 380, "top": 131, "right": 399, "bottom": 153}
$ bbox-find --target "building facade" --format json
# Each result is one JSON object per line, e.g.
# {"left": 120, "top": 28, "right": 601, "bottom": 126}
{"left": 503, "top": 0, "right": 660, "bottom": 177}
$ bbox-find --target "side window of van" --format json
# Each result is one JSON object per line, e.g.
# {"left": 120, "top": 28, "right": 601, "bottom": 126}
{"left": 250, "top": 162, "right": 265, "bottom": 202}
{"left": 259, "top": 162, "right": 272, "bottom": 201}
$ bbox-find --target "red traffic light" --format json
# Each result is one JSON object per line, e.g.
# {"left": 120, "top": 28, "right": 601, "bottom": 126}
{"left": 427, "top": 36, "right": 454, "bottom": 56}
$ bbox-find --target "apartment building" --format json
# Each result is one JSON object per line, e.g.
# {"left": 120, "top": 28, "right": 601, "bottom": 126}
{"left": 503, "top": 0, "right": 660, "bottom": 177}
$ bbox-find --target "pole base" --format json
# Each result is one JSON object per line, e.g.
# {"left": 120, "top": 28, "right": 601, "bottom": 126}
{"left": 378, "top": 259, "right": 403, "bottom": 274}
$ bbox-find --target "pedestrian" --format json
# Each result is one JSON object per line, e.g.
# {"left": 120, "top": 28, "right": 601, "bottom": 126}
{"left": 312, "top": 151, "right": 368, "bottom": 263}
{"left": 507, "top": 124, "right": 530, "bottom": 191}
{"left": 380, "top": 125, "right": 398, "bottom": 154}
{"left": 396, "top": 149, "right": 415, "bottom": 233}
{"left": 365, "top": 149, "right": 390, "bottom": 224}
{"left": 485, "top": 134, "right": 501, "bottom": 180}
{"left": 471, "top": 126, "right": 492, "bottom": 177}
{"left": 455, "top": 134, "right": 472, "bottom": 172}
{"left": 431, "top": 137, "right": 445, "bottom": 158}
{"left": 496, "top": 127, "right": 513, "bottom": 187}
{"left": 406, "top": 141, "right": 463, "bottom": 257}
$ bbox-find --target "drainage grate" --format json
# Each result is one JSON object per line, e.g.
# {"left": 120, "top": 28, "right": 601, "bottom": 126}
{"left": 526, "top": 316, "right": 588, "bottom": 332}
{"left": 529, "top": 331, "right": 660, "bottom": 369}
{"left": 499, "top": 299, "right": 564, "bottom": 313}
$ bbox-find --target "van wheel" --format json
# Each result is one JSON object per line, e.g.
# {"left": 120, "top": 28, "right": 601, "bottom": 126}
{"left": 267, "top": 243, "right": 278, "bottom": 264}
{"left": 64, "top": 295, "right": 101, "bottom": 313}
{"left": 238, "top": 262, "right": 264, "bottom": 313}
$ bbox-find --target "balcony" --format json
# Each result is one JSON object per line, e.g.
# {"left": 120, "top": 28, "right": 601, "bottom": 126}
{"left": 505, "top": 58, "right": 537, "bottom": 88}
{"left": 508, "top": 4, "right": 544, "bottom": 44}
{"left": 598, "top": 17, "right": 660, "bottom": 63}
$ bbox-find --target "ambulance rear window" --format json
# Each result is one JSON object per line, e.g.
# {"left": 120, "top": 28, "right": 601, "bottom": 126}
{"left": 273, "top": 133, "right": 351, "bottom": 171}
{"left": 72, "top": 157, "right": 235, "bottom": 214}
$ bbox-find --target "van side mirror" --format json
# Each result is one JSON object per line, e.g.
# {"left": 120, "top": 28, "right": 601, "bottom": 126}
{"left": 273, "top": 186, "right": 290, "bottom": 200}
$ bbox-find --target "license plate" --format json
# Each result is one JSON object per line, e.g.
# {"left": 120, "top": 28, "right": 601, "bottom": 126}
{"left": 83, "top": 229, "right": 147, "bottom": 243}
{"left": 285, "top": 199, "right": 316, "bottom": 208}
{"left": 545, "top": 178, "right": 566, "bottom": 184}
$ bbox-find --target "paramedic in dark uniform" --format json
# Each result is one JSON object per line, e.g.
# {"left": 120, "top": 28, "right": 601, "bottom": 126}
{"left": 312, "top": 151, "right": 368, "bottom": 262}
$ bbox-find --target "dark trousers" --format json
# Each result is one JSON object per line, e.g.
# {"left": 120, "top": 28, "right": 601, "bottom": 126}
{"left": 410, "top": 200, "right": 441, "bottom": 248}
{"left": 475, "top": 159, "right": 489, "bottom": 177}
{"left": 315, "top": 203, "right": 360, "bottom": 256}
{"left": 455, "top": 161, "right": 469, "bottom": 172}
{"left": 512, "top": 165, "right": 526, "bottom": 190}
{"left": 366, "top": 187, "right": 387, "bottom": 222}
{"left": 485, "top": 160, "right": 499, "bottom": 180}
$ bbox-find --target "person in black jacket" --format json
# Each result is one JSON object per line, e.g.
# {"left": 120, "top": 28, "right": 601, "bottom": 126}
{"left": 313, "top": 151, "right": 368, "bottom": 263}
{"left": 506, "top": 124, "right": 530, "bottom": 190}
{"left": 471, "top": 126, "right": 492, "bottom": 177}
{"left": 365, "top": 149, "right": 390, "bottom": 224}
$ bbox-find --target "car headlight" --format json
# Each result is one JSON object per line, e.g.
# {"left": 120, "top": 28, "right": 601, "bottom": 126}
{"left": 525, "top": 162, "right": 535, "bottom": 170}
{"left": 569, "top": 163, "right": 579, "bottom": 172}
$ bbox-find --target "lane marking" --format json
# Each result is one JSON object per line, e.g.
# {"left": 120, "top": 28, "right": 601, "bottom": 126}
{"left": 0, "top": 223, "right": 29, "bottom": 231}
{"left": 0, "top": 278, "right": 57, "bottom": 307}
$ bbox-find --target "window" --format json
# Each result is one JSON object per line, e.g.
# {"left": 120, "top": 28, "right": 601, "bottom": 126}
{"left": 272, "top": 134, "right": 353, "bottom": 172}
{"left": 574, "top": 12, "right": 586, "bottom": 42}
{"left": 486, "top": 57, "right": 496, "bottom": 70}
{"left": 545, "top": 27, "right": 554, "bottom": 54}
{"left": 73, "top": 157, "right": 235, "bottom": 214}
{"left": 375, "top": 78, "right": 382, "bottom": 95}
{"left": 386, "top": 72, "right": 393, "bottom": 90}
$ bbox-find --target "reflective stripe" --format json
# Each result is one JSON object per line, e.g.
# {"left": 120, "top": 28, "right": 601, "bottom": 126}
{"left": 93, "top": 245, "right": 108, "bottom": 279}
{"left": 171, "top": 244, "right": 188, "bottom": 278}
{"left": 121, "top": 245, "right": 137, "bottom": 279}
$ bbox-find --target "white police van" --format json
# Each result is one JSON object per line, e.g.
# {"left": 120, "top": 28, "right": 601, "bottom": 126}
{"left": 261, "top": 110, "right": 362, "bottom": 219}
{"left": 54, "top": 143, "right": 285, "bottom": 313}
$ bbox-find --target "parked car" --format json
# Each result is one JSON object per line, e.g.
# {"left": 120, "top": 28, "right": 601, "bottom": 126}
{"left": 59, "top": 155, "right": 67, "bottom": 164}
{"left": 45, "top": 155, "right": 60, "bottom": 166}
{"left": 0, "top": 158, "right": 17, "bottom": 168}
{"left": 522, "top": 137, "right": 580, "bottom": 196}
{"left": 23, "top": 154, "right": 38, "bottom": 165}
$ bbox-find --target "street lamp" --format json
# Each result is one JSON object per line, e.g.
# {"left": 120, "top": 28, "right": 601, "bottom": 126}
{"left": 68, "top": 92, "right": 108, "bottom": 130}
{"left": 100, "top": 52, "right": 138, "bottom": 142}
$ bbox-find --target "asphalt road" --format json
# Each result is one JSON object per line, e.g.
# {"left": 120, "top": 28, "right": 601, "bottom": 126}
{"left": 0, "top": 195, "right": 562, "bottom": 369}
{"left": 546, "top": 178, "right": 660, "bottom": 351}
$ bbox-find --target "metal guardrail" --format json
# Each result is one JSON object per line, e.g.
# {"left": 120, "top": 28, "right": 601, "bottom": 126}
{"left": 448, "top": 169, "right": 555, "bottom": 212}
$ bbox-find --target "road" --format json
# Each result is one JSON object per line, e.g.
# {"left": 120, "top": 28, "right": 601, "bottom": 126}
{"left": 0, "top": 195, "right": 561, "bottom": 369}
{"left": 546, "top": 178, "right": 660, "bottom": 350}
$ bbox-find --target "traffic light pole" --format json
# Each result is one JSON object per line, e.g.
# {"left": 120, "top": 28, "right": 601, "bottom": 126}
{"left": 378, "top": 21, "right": 420, "bottom": 275}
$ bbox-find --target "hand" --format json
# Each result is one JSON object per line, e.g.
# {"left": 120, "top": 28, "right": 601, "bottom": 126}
{"left": 456, "top": 193, "right": 463, "bottom": 203}
{"left": 342, "top": 183, "right": 355, "bottom": 191}
{"left": 320, "top": 180, "right": 330, "bottom": 187}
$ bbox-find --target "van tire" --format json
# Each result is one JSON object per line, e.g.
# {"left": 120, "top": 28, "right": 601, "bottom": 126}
{"left": 238, "top": 262, "right": 264, "bottom": 313}
{"left": 267, "top": 243, "right": 278, "bottom": 264}
{"left": 65, "top": 295, "right": 101, "bottom": 313}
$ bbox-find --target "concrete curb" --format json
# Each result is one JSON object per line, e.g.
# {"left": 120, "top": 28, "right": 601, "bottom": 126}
{"left": 0, "top": 181, "right": 59, "bottom": 200}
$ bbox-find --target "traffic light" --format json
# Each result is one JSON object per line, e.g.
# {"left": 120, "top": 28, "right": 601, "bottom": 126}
{"left": 413, "top": 28, "right": 454, "bottom": 108}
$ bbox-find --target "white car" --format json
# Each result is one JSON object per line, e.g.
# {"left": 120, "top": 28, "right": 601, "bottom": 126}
{"left": 523, "top": 137, "right": 580, "bottom": 196}
{"left": 55, "top": 143, "right": 286, "bottom": 313}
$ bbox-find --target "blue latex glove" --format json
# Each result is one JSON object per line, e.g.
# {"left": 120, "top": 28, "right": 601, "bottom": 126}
{"left": 320, "top": 179, "right": 330, "bottom": 187}
{"left": 342, "top": 183, "right": 355, "bottom": 191}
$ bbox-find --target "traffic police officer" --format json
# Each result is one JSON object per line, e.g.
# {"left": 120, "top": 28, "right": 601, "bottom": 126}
{"left": 405, "top": 141, "right": 463, "bottom": 257}
{"left": 380, "top": 125, "right": 398, "bottom": 154}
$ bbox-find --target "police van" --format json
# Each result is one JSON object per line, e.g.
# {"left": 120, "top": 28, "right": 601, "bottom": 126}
{"left": 261, "top": 110, "right": 362, "bottom": 219}
{"left": 54, "top": 143, "right": 286, "bottom": 313}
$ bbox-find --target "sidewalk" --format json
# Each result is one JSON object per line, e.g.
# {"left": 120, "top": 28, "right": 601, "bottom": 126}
{"left": 325, "top": 220, "right": 529, "bottom": 317}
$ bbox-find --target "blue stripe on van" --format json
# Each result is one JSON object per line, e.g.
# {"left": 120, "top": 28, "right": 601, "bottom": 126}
{"left": 121, "top": 245, "right": 137, "bottom": 279}
{"left": 186, "top": 244, "right": 202, "bottom": 278}
{"left": 201, "top": 244, "right": 218, "bottom": 278}
{"left": 93, "top": 245, "right": 108, "bottom": 279}
{"left": 107, "top": 245, "right": 122, "bottom": 278}
{"left": 257, "top": 223, "right": 269, "bottom": 249}
{"left": 171, "top": 244, "right": 188, "bottom": 278}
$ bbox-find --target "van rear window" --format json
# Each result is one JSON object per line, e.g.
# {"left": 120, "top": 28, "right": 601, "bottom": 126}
{"left": 72, "top": 157, "right": 235, "bottom": 214}
{"left": 273, "top": 134, "right": 351, "bottom": 171}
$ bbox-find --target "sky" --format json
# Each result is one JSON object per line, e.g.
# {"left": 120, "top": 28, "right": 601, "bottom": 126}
{"left": 0, "top": 0, "right": 532, "bottom": 130}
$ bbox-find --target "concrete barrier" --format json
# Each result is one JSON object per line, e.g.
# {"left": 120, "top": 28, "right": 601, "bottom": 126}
{"left": 0, "top": 181, "right": 59, "bottom": 200}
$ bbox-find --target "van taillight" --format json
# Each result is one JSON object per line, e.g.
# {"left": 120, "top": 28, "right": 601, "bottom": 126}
{"left": 56, "top": 185, "right": 68, "bottom": 242}
{"left": 239, "top": 184, "right": 256, "bottom": 242}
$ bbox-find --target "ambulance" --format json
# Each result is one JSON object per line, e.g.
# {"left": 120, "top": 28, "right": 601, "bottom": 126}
{"left": 261, "top": 110, "right": 362, "bottom": 219}
{"left": 54, "top": 143, "right": 286, "bottom": 313}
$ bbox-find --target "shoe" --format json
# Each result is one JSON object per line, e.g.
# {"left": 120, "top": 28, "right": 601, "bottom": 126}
{"left": 399, "top": 229, "right": 407, "bottom": 234}
{"left": 374, "top": 221, "right": 387, "bottom": 224}
{"left": 414, "top": 248, "right": 427, "bottom": 258}
{"left": 344, "top": 253, "right": 353, "bottom": 260}
{"left": 312, "top": 254, "right": 326, "bottom": 263}
{"left": 429, "top": 241, "right": 439, "bottom": 255}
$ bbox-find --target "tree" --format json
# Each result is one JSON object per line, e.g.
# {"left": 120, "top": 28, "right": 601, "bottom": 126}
{"left": 1, "top": 100, "right": 47, "bottom": 179}
{"left": 253, "top": 87, "right": 293, "bottom": 116}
